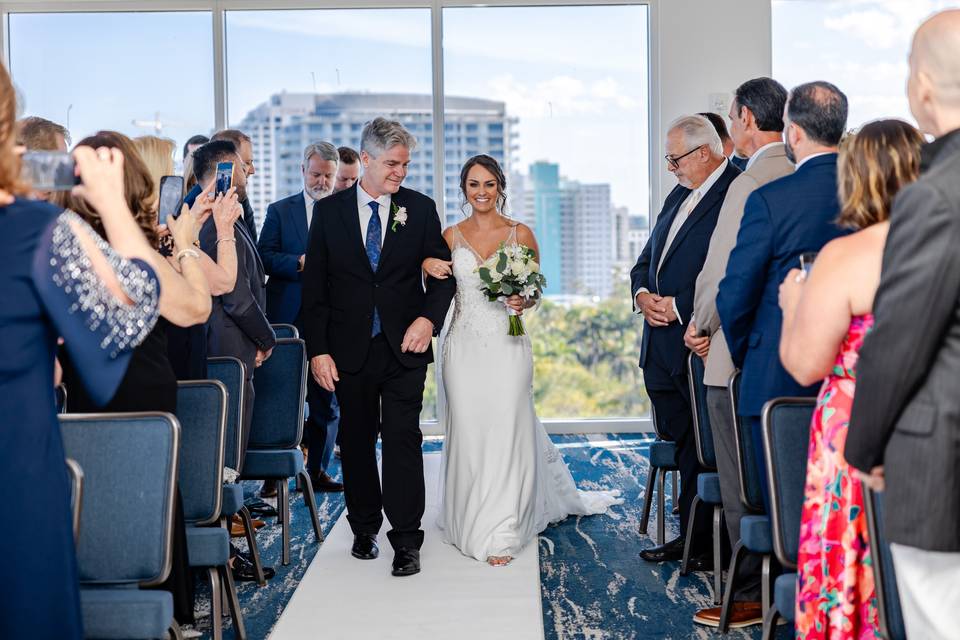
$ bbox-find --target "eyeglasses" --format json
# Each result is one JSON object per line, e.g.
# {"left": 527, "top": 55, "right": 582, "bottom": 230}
{"left": 664, "top": 144, "right": 705, "bottom": 170}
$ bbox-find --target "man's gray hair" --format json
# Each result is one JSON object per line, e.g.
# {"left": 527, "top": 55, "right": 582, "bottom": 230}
{"left": 303, "top": 141, "right": 339, "bottom": 166}
{"left": 361, "top": 117, "right": 417, "bottom": 157}
{"left": 668, "top": 114, "right": 723, "bottom": 156}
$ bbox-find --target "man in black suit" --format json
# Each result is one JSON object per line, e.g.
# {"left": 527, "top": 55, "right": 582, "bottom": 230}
{"left": 846, "top": 11, "right": 960, "bottom": 636}
{"left": 631, "top": 115, "right": 740, "bottom": 564}
{"left": 302, "top": 117, "right": 455, "bottom": 577}
{"left": 195, "top": 140, "right": 277, "bottom": 470}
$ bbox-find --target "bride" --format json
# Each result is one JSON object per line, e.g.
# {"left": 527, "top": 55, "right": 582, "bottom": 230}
{"left": 423, "top": 154, "right": 622, "bottom": 566}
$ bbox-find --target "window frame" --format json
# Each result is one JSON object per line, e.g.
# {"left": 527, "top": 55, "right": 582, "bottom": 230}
{"left": 1, "top": 0, "right": 657, "bottom": 433}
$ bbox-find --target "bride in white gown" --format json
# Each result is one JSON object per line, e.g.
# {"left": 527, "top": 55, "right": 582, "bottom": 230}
{"left": 424, "top": 155, "right": 622, "bottom": 566}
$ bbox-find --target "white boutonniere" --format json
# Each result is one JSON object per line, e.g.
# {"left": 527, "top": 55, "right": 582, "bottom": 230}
{"left": 390, "top": 203, "right": 408, "bottom": 232}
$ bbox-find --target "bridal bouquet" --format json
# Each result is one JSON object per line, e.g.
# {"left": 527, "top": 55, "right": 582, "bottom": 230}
{"left": 476, "top": 243, "right": 547, "bottom": 336}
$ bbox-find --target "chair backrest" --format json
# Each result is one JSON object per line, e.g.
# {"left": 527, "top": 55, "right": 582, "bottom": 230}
{"left": 59, "top": 413, "right": 179, "bottom": 586}
{"left": 728, "top": 369, "right": 764, "bottom": 512}
{"left": 271, "top": 323, "right": 299, "bottom": 339}
{"left": 65, "top": 457, "right": 83, "bottom": 543}
{"left": 176, "top": 380, "right": 227, "bottom": 525}
{"left": 207, "top": 356, "right": 246, "bottom": 470}
{"left": 56, "top": 383, "right": 67, "bottom": 414}
{"left": 687, "top": 352, "right": 717, "bottom": 469}
{"left": 761, "top": 397, "right": 815, "bottom": 570}
{"left": 250, "top": 337, "right": 306, "bottom": 449}
{"left": 864, "top": 486, "right": 907, "bottom": 640}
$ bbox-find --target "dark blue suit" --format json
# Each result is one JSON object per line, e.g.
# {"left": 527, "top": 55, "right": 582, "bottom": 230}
{"left": 257, "top": 190, "right": 339, "bottom": 477}
{"left": 631, "top": 161, "right": 740, "bottom": 550}
{"left": 717, "top": 153, "right": 848, "bottom": 508}
{"left": 258, "top": 191, "right": 309, "bottom": 324}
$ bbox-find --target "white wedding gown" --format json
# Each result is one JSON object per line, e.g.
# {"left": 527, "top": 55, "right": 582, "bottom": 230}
{"left": 436, "top": 225, "right": 622, "bottom": 561}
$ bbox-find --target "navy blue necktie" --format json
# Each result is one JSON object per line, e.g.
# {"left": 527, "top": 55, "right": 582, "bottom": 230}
{"left": 366, "top": 201, "right": 382, "bottom": 336}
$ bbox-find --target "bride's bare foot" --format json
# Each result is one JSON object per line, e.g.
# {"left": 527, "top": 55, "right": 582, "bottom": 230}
{"left": 486, "top": 555, "right": 512, "bottom": 566}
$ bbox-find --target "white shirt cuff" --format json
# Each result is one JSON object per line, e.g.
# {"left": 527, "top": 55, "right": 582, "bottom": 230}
{"left": 673, "top": 299, "right": 683, "bottom": 326}
{"left": 633, "top": 287, "right": 649, "bottom": 315}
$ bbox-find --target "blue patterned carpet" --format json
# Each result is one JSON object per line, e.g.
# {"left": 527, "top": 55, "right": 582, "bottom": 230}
{"left": 188, "top": 434, "right": 787, "bottom": 639}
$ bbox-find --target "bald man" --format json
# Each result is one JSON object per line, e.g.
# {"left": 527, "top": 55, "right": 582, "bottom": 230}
{"left": 845, "top": 10, "right": 960, "bottom": 638}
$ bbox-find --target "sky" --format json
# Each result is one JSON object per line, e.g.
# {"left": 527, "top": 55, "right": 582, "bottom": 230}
{"left": 8, "top": 1, "right": 946, "bottom": 219}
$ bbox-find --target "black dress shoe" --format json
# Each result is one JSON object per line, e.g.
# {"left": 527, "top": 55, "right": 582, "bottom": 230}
{"left": 231, "top": 554, "right": 275, "bottom": 582}
{"left": 311, "top": 471, "right": 344, "bottom": 493}
{"left": 639, "top": 537, "right": 685, "bottom": 563}
{"left": 392, "top": 547, "right": 420, "bottom": 577}
{"left": 351, "top": 534, "right": 379, "bottom": 560}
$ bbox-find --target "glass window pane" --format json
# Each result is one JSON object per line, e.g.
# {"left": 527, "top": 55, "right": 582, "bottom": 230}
{"left": 225, "top": 8, "right": 432, "bottom": 229}
{"left": 772, "top": 0, "right": 955, "bottom": 128}
{"left": 442, "top": 5, "right": 651, "bottom": 420}
{"left": 9, "top": 12, "right": 214, "bottom": 161}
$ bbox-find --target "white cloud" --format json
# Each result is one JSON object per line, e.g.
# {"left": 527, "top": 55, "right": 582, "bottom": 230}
{"left": 487, "top": 74, "right": 640, "bottom": 118}
{"left": 822, "top": 1, "right": 956, "bottom": 50}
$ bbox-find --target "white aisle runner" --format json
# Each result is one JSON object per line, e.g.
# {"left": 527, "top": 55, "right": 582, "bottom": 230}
{"left": 269, "top": 453, "right": 544, "bottom": 640}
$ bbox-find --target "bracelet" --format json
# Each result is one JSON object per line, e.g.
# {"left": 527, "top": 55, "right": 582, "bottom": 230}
{"left": 176, "top": 248, "right": 200, "bottom": 263}
{"left": 216, "top": 237, "right": 236, "bottom": 245}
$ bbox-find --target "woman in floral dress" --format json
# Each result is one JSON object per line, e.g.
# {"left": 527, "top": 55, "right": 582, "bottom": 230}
{"left": 778, "top": 119, "right": 924, "bottom": 639}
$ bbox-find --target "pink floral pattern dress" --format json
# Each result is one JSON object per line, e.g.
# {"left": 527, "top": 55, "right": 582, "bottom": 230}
{"left": 795, "top": 314, "right": 880, "bottom": 639}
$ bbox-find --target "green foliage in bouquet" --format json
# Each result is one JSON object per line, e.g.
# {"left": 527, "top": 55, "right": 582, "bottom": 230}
{"left": 476, "top": 242, "right": 547, "bottom": 336}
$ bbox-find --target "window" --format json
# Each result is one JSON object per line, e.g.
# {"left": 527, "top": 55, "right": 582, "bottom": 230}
{"left": 771, "top": 0, "right": 951, "bottom": 128}
{"left": 441, "top": 5, "right": 650, "bottom": 419}
{"left": 8, "top": 11, "right": 215, "bottom": 158}
{"left": 224, "top": 8, "right": 432, "bottom": 223}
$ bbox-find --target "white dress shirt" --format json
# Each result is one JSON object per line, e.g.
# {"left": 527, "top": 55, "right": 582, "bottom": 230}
{"left": 303, "top": 191, "right": 315, "bottom": 231}
{"left": 356, "top": 183, "right": 391, "bottom": 246}
{"left": 636, "top": 159, "right": 728, "bottom": 324}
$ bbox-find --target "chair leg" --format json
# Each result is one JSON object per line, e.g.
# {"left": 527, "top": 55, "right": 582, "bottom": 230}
{"left": 169, "top": 619, "right": 184, "bottom": 640}
{"left": 656, "top": 467, "right": 666, "bottom": 546}
{"left": 639, "top": 465, "right": 657, "bottom": 536}
{"left": 712, "top": 505, "right": 723, "bottom": 605}
{"left": 280, "top": 478, "right": 291, "bottom": 566}
{"left": 680, "top": 495, "right": 700, "bottom": 575}
{"left": 671, "top": 470, "right": 679, "bottom": 514}
{"left": 275, "top": 480, "right": 284, "bottom": 525}
{"left": 208, "top": 567, "right": 223, "bottom": 640}
{"left": 238, "top": 506, "right": 266, "bottom": 586}
{"left": 761, "top": 553, "right": 772, "bottom": 619}
{"left": 718, "top": 540, "right": 746, "bottom": 634}
{"left": 298, "top": 469, "right": 324, "bottom": 543}
{"left": 760, "top": 604, "right": 780, "bottom": 640}
{"left": 219, "top": 564, "right": 248, "bottom": 640}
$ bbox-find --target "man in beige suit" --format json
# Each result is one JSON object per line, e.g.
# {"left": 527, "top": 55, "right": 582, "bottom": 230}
{"left": 685, "top": 77, "right": 794, "bottom": 630}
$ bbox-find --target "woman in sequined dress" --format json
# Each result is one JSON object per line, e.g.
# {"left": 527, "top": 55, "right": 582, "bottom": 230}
{"left": 423, "top": 155, "right": 622, "bottom": 566}
{"left": 0, "top": 63, "right": 164, "bottom": 638}
{"left": 779, "top": 120, "right": 923, "bottom": 639}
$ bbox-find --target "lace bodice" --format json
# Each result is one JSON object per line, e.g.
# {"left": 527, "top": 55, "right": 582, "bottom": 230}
{"left": 446, "top": 224, "right": 522, "bottom": 342}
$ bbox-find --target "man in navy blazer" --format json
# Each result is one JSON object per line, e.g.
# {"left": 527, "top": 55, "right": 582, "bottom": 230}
{"left": 717, "top": 81, "right": 849, "bottom": 510}
{"left": 258, "top": 141, "right": 344, "bottom": 493}
{"left": 631, "top": 115, "right": 740, "bottom": 563}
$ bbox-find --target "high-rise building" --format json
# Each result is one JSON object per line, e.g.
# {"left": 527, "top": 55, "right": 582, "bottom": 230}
{"left": 528, "top": 161, "right": 563, "bottom": 296}
{"left": 234, "top": 92, "right": 516, "bottom": 228}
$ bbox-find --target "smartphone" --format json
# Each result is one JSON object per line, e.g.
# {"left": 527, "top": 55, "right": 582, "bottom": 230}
{"left": 215, "top": 161, "right": 234, "bottom": 197}
{"left": 158, "top": 175, "right": 185, "bottom": 225}
{"left": 21, "top": 151, "right": 80, "bottom": 191}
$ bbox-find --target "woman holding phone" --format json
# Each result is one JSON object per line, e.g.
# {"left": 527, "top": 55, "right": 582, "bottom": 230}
{"left": 54, "top": 130, "right": 218, "bottom": 624}
{"left": 0, "top": 64, "right": 163, "bottom": 637}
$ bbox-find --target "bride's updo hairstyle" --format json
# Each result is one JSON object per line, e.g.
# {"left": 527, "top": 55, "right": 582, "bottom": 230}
{"left": 459, "top": 154, "right": 508, "bottom": 216}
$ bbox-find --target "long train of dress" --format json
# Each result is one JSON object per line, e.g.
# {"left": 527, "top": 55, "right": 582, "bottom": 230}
{"left": 436, "top": 225, "right": 622, "bottom": 561}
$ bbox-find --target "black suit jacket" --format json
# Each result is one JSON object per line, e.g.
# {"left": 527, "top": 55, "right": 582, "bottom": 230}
{"left": 845, "top": 132, "right": 960, "bottom": 551}
{"left": 199, "top": 216, "right": 276, "bottom": 377}
{"left": 631, "top": 161, "right": 740, "bottom": 378}
{"left": 300, "top": 183, "right": 455, "bottom": 373}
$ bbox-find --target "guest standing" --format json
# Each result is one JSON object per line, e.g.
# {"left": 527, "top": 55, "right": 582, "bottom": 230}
{"left": 845, "top": 11, "right": 960, "bottom": 638}
{"left": 780, "top": 119, "right": 923, "bottom": 639}
{"left": 0, "top": 63, "right": 162, "bottom": 638}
